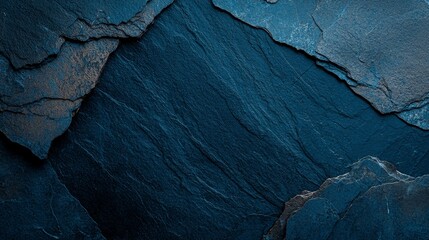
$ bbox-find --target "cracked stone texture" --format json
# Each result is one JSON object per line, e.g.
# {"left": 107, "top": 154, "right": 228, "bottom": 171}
{"left": 0, "top": 134, "right": 105, "bottom": 240}
{"left": 212, "top": 0, "right": 429, "bottom": 130}
{"left": 0, "top": 0, "right": 173, "bottom": 158}
{"left": 264, "top": 156, "right": 429, "bottom": 240}
{"left": 44, "top": 0, "right": 429, "bottom": 238}
{"left": 0, "top": 39, "right": 118, "bottom": 159}
{"left": 0, "top": 0, "right": 172, "bottom": 68}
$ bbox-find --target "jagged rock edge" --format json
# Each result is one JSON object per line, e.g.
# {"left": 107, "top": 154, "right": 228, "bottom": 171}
{"left": 210, "top": 2, "right": 429, "bottom": 131}
{"left": 0, "top": 0, "right": 175, "bottom": 159}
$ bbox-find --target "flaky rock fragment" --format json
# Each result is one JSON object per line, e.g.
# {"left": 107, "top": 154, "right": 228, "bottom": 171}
{"left": 0, "top": 39, "right": 118, "bottom": 158}
{"left": 0, "top": 0, "right": 174, "bottom": 69}
{"left": 0, "top": 0, "right": 145, "bottom": 68}
{"left": 264, "top": 156, "right": 429, "bottom": 240}
{"left": 0, "top": 0, "right": 173, "bottom": 158}
{"left": 212, "top": 0, "right": 429, "bottom": 130}
{"left": 66, "top": 0, "right": 174, "bottom": 40}
{"left": 212, "top": 0, "right": 321, "bottom": 56}
{"left": 313, "top": 0, "right": 429, "bottom": 129}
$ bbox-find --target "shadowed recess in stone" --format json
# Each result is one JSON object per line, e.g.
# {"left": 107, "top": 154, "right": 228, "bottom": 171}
{"left": 264, "top": 156, "right": 429, "bottom": 240}
{"left": 0, "top": 134, "right": 105, "bottom": 240}
{"left": 212, "top": 0, "right": 429, "bottom": 130}
{"left": 46, "top": 0, "right": 429, "bottom": 238}
{"left": 0, "top": 0, "right": 173, "bottom": 158}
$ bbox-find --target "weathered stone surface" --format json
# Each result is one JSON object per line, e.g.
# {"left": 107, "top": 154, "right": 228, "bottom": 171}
{"left": 0, "top": 0, "right": 143, "bottom": 68}
{"left": 264, "top": 157, "right": 429, "bottom": 240}
{"left": 212, "top": 0, "right": 429, "bottom": 130}
{"left": 329, "top": 175, "right": 429, "bottom": 240}
{"left": 46, "top": 0, "right": 429, "bottom": 238}
{"left": 212, "top": 0, "right": 321, "bottom": 56}
{"left": 313, "top": 0, "right": 429, "bottom": 129}
{"left": 0, "top": 0, "right": 173, "bottom": 158}
{"left": 66, "top": 0, "right": 174, "bottom": 41}
{"left": 0, "top": 39, "right": 118, "bottom": 159}
{"left": 0, "top": 135, "right": 105, "bottom": 240}
{"left": 1, "top": 0, "right": 428, "bottom": 238}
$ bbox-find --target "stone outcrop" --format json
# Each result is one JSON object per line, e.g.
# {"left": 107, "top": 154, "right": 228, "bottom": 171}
{"left": 264, "top": 157, "right": 429, "bottom": 240}
{"left": 213, "top": 0, "right": 429, "bottom": 130}
{"left": 0, "top": 0, "right": 173, "bottom": 158}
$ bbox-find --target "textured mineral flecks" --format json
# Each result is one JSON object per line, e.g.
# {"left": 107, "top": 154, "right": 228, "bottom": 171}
{"left": 212, "top": 0, "right": 429, "bottom": 130}
{"left": 0, "top": 135, "right": 105, "bottom": 240}
{"left": 264, "top": 156, "right": 429, "bottom": 240}
{"left": 0, "top": 0, "right": 173, "bottom": 158}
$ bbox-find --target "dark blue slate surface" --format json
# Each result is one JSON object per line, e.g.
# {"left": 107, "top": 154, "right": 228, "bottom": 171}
{"left": 0, "top": 0, "right": 147, "bottom": 68}
{"left": 44, "top": 0, "right": 429, "bottom": 238}
{"left": 0, "top": 0, "right": 173, "bottom": 159}
{"left": 329, "top": 175, "right": 429, "bottom": 240}
{"left": 213, "top": 0, "right": 429, "bottom": 130}
{"left": 0, "top": 134, "right": 105, "bottom": 240}
{"left": 264, "top": 157, "right": 429, "bottom": 240}
{"left": 0, "top": 39, "right": 118, "bottom": 159}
